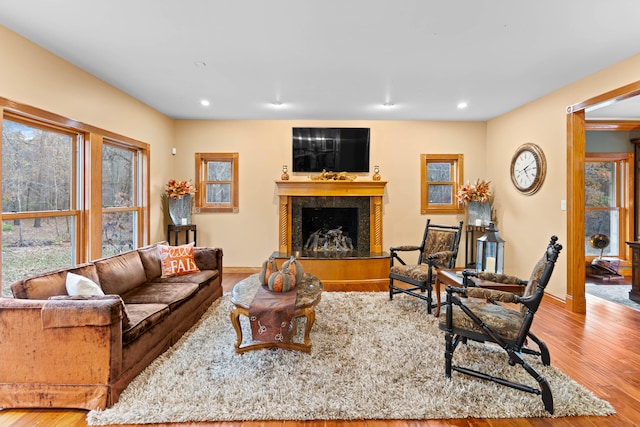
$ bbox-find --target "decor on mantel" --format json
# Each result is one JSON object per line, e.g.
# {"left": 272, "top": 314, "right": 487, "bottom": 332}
{"left": 281, "top": 165, "right": 290, "bottom": 180}
{"left": 165, "top": 179, "right": 196, "bottom": 225}
{"left": 310, "top": 169, "right": 357, "bottom": 181}
{"left": 372, "top": 165, "right": 381, "bottom": 181}
{"left": 458, "top": 179, "right": 492, "bottom": 226}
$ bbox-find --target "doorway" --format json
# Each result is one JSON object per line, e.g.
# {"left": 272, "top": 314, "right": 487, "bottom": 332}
{"left": 566, "top": 81, "right": 640, "bottom": 313}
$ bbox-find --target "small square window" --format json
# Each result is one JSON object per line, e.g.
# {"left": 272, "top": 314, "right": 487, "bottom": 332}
{"left": 195, "top": 153, "right": 239, "bottom": 213}
{"left": 421, "top": 154, "right": 464, "bottom": 214}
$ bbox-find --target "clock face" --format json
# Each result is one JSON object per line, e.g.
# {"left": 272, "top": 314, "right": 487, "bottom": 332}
{"left": 510, "top": 143, "right": 546, "bottom": 195}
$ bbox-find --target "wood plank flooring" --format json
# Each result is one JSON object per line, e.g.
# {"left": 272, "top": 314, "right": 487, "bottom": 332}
{"left": 1, "top": 272, "right": 638, "bottom": 427}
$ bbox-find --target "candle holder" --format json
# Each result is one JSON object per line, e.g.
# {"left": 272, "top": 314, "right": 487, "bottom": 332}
{"left": 372, "top": 165, "right": 381, "bottom": 181}
{"left": 476, "top": 222, "right": 505, "bottom": 273}
{"left": 281, "top": 165, "right": 290, "bottom": 180}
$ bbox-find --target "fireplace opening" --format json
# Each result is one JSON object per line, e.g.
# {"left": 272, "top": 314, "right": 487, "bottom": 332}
{"left": 302, "top": 207, "right": 358, "bottom": 252}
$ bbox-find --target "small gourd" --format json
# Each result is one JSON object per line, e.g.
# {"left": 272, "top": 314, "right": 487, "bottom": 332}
{"left": 267, "top": 267, "right": 296, "bottom": 292}
{"left": 259, "top": 258, "right": 278, "bottom": 286}
{"left": 281, "top": 256, "right": 304, "bottom": 283}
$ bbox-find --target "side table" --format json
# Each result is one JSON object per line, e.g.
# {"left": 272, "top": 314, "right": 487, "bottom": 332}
{"left": 167, "top": 224, "right": 197, "bottom": 246}
{"left": 230, "top": 273, "right": 323, "bottom": 353}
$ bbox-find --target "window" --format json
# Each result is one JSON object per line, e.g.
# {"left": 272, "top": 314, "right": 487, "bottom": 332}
{"left": 195, "top": 152, "right": 239, "bottom": 213}
{"left": 102, "top": 141, "right": 142, "bottom": 256}
{"left": 584, "top": 153, "right": 632, "bottom": 259}
{"left": 1, "top": 100, "right": 150, "bottom": 297}
{"left": 420, "top": 154, "right": 464, "bottom": 214}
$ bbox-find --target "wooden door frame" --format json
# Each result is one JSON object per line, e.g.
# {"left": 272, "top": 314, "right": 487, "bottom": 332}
{"left": 566, "top": 80, "right": 640, "bottom": 313}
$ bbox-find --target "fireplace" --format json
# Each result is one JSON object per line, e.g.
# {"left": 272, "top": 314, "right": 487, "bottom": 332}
{"left": 294, "top": 198, "right": 369, "bottom": 252}
{"left": 276, "top": 180, "right": 385, "bottom": 254}
{"left": 275, "top": 180, "right": 389, "bottom": 289}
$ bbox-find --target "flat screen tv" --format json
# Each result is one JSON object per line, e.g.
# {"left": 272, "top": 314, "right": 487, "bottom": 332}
{"left": 292, "top": 127, "right": 370, "bottom": 173}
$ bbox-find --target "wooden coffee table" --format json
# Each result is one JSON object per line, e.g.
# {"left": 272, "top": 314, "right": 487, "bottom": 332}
{"left": 230, "top": 273, "right": 323, "bottom": 353}
{"left": 434, "top": 268, "right": 525, "bottom": 317}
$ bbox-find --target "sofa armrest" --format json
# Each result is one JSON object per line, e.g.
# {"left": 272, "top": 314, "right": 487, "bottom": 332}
{"left": 0, "top": 298, "right": 124, "bottom": 386}
{"left": 194, "top": 247, "right": 223, "bottom": 273}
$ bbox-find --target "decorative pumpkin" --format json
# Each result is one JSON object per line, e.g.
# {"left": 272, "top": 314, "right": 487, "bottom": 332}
{"left": 281, "top": 256, "right": 304, "bottom": 283}
{"left": 267, "top": 267, "right": 297, "bottom": 292}
{"left": 259, "top": 258, "right": 277, "bottom": 286}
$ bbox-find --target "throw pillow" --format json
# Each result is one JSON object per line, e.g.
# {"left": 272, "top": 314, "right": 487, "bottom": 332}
{"left": 65, "top": 272, "right": 105, "bottom": 296}
{"left": 48, "top": 294, "right": 131, "bottom": 328}
{"left": 158, "top": 242, "right": 201, "bottom": 278}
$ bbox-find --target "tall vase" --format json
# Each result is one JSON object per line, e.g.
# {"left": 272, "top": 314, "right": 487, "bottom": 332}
{"left": 467, "top": 201, "right": 491, "bottom": 227}
{"left": 168, "top": 195, "right": 192, "bottom": 225}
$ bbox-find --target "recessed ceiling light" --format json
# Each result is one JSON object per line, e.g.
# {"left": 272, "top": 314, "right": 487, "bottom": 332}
{"left": 383, "top": 102, "right": 395, "bottom": 108}
{"left": 194, "top": 61, "right": 207, "bottom": 68}
{"left": 271, "top": 100, "right": 284, "bottom": 107}
{"left": 200, "top": 99, "right": 210, "bottom": 107}
{"left": 457, "top": 102, "right": 468, "bottom": 109}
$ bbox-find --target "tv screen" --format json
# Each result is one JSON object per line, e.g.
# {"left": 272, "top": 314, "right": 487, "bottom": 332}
{"left": 292, "top": 127, "right": 370, "bottom": 173}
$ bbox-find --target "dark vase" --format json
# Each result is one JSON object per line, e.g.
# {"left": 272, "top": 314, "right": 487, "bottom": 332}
{"left": 467, "top": 201, "right": 491, "bottom": 227}
{"left": 168, "top": 195, "right": 192, "bottom": 225}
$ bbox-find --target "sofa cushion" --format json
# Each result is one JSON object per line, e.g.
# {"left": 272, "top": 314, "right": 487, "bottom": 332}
{"left": 158, "top": 243, "right": 201, "bottom": 278}
{"left": 11, "top": 263, "right": 99, "bottom": 300}
{"left": 65, "top": 272, "right": 105, "bottom": 296}
{"left": 95, "top": 251, "right": 147, "bottom": 295}
{"left": 122, "top": 303, "right": 171, "bottom": 345}
{"left": 152, "top": 269, "right": 217, "bottom": 287}
{"left": 120, "top": 282, "right": 200, "bottom": 311}
{"left": 48, "top": 294, "right": 131, "bottom": 328}
{"left": 137, "top": 242, "right": 168, "bottom": 281}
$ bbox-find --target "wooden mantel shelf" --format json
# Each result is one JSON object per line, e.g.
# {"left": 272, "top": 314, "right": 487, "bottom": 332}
{"left": 276, "top": 180, "right": 387, "bottom": 197}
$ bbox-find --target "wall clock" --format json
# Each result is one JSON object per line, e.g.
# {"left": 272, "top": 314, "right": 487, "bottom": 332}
{"left": 510, "top": 143, "right": 546, "bottom": 195}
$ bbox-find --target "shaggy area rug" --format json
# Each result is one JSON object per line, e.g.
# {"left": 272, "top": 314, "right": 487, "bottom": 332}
{"left": 87, "top": 292, "right": 614, "bottom": 425}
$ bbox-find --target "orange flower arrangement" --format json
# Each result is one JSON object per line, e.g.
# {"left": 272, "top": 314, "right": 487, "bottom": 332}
{"left": 457, "top": 179, "right": 491, "bottom": 204}
{"left": 165, "top": 179, "right": 196, "bottom": 200}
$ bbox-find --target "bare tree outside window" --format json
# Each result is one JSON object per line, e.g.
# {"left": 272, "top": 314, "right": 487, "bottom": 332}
{"left": 196, "top": 153, "right": 239, "bottom": 213}
{"left": 420, "top": 154, "right": 464, "bottom": 214}
{"left": 1, "top": 119, "right": 76, "bottom": 296}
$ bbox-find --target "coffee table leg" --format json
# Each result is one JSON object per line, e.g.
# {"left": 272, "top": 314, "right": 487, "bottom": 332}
{"left": 230, "top": 308, "right": 244, "bottom": 352}
{"left": 302, "top": 307, "right": 316, "bottom": 348}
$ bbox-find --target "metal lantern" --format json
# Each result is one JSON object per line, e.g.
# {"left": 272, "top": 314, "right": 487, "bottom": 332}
{"left": 476, "top": 222, "right": 505, "bottom": 273}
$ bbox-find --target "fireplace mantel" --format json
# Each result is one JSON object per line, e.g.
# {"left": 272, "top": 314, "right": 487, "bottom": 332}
{"left": 276, "top": 180, "right": 387, "bottom": 253}
{"left": 276, "top": 180, "right": 387, "bottom": 197}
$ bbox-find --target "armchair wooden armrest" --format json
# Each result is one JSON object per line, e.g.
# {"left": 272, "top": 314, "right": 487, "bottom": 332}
{"left": 389, "top": 245, "right": 421, "bottom": 266}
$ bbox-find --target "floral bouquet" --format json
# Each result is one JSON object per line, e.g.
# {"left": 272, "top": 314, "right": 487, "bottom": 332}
{"left": 165, "top": 179, "right": 196, "bottom": 200}
{"left": 457, "top": 179, "right": 491, "bottom": 204}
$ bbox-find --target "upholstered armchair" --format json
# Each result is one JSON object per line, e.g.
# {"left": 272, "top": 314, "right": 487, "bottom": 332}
{"left": 389, "top": 219, "right": 463, "bottom": 314}
{"left": 439, "top": 235, "right": 562, "bottom": 414}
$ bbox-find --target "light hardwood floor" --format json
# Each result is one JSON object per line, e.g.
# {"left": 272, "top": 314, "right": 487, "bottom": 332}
{"left": 1, "top": 272, "right": 639, "bottom": 427}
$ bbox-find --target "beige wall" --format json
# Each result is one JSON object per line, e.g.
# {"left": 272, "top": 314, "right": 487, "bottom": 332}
{"left": 174, "top": 120, "right": 487, "bottom": 267}
{"left": 0, "top": 25, "right": 175, "bottom": 241}
{"left": 487, "top": 53, "right": 640, "bottom": 297}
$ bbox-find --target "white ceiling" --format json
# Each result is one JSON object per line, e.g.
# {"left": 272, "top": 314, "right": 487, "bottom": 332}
{"left": 1, "top": 0, "right": 639, "bottom": 121}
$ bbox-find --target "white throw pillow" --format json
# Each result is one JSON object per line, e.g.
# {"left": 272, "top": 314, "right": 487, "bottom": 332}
{"left": 65, "top": 272, "right": 105, "bottom": 296}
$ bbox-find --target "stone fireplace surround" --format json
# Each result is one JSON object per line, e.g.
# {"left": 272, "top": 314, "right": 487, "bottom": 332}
{"left": 293, "top": 197, "right": 369, "bottom": 253}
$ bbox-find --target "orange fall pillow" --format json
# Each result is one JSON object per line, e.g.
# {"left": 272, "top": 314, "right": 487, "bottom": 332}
{"left": 158, "top": 243, "right": 201, "bottom": 278}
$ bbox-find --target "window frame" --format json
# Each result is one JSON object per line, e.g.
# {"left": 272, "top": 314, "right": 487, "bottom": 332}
{"left": 1, "top": 97, "right": 150, "bottom": 270}
{"left": 195, "top": 152, "right": 239, "bottom": 213}
{"left": 420, "top": 153, "right": 464, "bottom": 214}
{"left": 584, "top": 152, "right": 632, "bottom": 261}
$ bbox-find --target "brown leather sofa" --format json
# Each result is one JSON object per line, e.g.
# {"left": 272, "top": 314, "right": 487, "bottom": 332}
{"left": 0, "top": 242, "right": 223, "bottom": 410}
